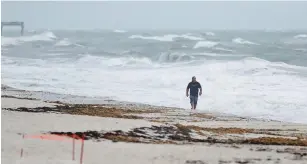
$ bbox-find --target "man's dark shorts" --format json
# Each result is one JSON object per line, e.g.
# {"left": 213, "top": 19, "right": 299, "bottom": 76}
{"left": 190, "top": 95, "right": 198, "bottom": 105}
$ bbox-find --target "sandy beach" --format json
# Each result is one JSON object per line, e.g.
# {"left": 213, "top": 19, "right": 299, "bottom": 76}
{"left": 1, "top": 85, "right": 307, "bottom": 164}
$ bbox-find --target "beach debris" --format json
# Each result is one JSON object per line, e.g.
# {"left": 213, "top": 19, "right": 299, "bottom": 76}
{"left": 1, "top": 95, "right": 38, "bottom": 100}
{"left": 48, "top": 124, "right": 307, "bottom": 147}
{"left": 244, "top": 137, "right": 307, "bottom": 146}
{"left": 2, "top": 104, "right": 164, "bottom": 119}
{"left": 185, "top": 160, "right": 207, "bottom": 164}
{"left": 276, "top": 147, "right": 307, "bottom": 160}
{"left": 3, "top": 99, "right": 307, "bottom": 148}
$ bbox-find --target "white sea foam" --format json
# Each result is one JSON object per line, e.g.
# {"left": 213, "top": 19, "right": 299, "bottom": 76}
{"left": 1, "top": 31, "right": 57, "bottom": 47}
{"left": 294, "top": 48, "right": 307, "bottom": 52}
{"left": 204, "top": 32, "right": 215, "bottom": 36}
{"left": 193, "top": 52, "right": 248, "bottom": 57}
{"left": 129, "top": 34, "right": 203, "bottom": 42}
{"left": 285, "top": 34, "right": 307, "bottom": 45}
{"left": 75, "top": 54, "right": 154, "bottom": 68}
{"left": 54, "top": 38, "right": 72, "bottom": 47}
{"left": 232, "top": 37, "right": 259, "bottom": 45}
{"left": 180, "top": 34, "right": 203, "bottom": 41}
{"left": 114, "top": 29, "right": 127, "bottom": 33}
{"left": 2, "top": 55, "right": 307, "bottom": 124}
{"left": 54, "top": 38, "right": 83, "bottom": 47}
{"left": 294, "top": 34, "right": 307, "bottom": 38}
{"left": 1, "top": 37, "right": 22, "bottom": 46}
{"left": 193, "top": 41, "right": 219, "bottom": 49}
{"left": 213, "top": 47, "right": 233, "bottom": 52}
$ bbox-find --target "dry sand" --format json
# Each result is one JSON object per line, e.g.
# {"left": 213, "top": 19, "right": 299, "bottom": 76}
{"left": 1, "top": 85, "right": 307, "bottom": 164}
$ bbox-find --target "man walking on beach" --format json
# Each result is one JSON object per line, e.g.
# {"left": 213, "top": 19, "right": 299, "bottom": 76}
{"left": 186, "top": 76, "right": 202, "bottom": 110}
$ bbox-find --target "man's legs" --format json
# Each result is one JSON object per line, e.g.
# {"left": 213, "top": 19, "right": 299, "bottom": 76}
{"left": 190, "top": 96, "right": 198, "bottom": 110}
{"left": 193, "top": 96, "right": 198, "bottom": 109}
{"left": 190, "top": 96, "right": 194, "bottom": 109}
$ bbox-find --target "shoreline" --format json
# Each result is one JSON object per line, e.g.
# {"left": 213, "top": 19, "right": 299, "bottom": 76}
{"left": 1, "top": 84, "right": 296, "bottom": 124}
{"left": 2, "top": 84, "right": 307, "bottom": 163}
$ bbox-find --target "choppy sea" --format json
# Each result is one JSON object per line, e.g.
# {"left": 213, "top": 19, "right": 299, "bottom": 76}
{"left": 2, "top": 29, "right": 307, "bottom": 123}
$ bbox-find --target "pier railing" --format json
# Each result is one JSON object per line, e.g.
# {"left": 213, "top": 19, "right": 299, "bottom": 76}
{"left": 1, "top": 21, "right": 24, "bottom": 35}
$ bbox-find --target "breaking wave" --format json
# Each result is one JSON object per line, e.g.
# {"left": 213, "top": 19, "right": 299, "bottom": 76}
{"left": 193, "top": 41, "right": 219, "bottom": 49}
{"left": 232, "top": 37, "right": 259, "bottom": 45}
{"left": 1, "top": 31, "right": 57, "bottom": 47}
{"left": 113, "top": 29, "right": 127, "bottom": 33}
{"left": 294, "top": 34, "right": 307, "bottom": 38}
{"left": 54, "top": 38, "right": 84, "bottom": 47}
{"left": 204, "top": 32, "right": 215, "bottom": 36}
{"left": 129, "top": 34, "right": 203, "bottom": 42}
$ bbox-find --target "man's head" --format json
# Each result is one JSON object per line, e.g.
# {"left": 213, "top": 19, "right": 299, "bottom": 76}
{"left": 192, "top": 76, "right": 196, "bottom": 82}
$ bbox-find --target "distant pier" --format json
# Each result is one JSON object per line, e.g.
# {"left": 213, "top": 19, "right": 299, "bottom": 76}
{"left": 1, "top": 21, "right": 24, "bottom": 35}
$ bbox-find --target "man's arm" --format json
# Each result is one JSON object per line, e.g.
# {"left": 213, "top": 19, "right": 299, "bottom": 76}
{"left": 186, "top": 83, "right": 190, "bottom": 97}
{"left": 199, "top": 82, "right": 202, "bottom": 96}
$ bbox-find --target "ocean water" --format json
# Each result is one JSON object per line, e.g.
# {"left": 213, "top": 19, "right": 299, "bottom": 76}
{"left": 2, "top": 29, "right": 307, "bottom": 124}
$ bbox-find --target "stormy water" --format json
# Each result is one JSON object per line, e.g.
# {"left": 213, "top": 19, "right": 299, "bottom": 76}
{"left": 2, "top": 29, "right": 307, "bottom": 123}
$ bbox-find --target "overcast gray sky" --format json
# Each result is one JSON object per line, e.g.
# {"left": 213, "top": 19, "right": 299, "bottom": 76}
{"left": 2, "top": 1, "right": 307, "bottom": 30}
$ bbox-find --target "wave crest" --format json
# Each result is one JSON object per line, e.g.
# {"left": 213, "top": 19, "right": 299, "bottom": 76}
{"left": 113, "top": 30, "right": 127, "bottom": 33}
{"left": 294, "top": 34, "right": 307, "bottom": 38}
{"left": 129, "top": 34, "right": 203, "bottom": 42}
{"left": 76, "top": 54, "right": 153, "bottom": 68}
{"left": 232, "top": 37, "right": 258, "bottom": 45}
{"left": 1, "top": 31, "right": 57, "bottom": 47}
{"left": 54, "top": 38, "right": 84, "bottom": 47}
{"left": 193, "top": 41, "right": 219, "bottom": 49}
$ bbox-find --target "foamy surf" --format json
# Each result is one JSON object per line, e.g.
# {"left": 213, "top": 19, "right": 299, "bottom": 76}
{"left": 204, "top": 32, "right": 215, "bottom": 36}
{"left": 129, "top": 34, "right": 203, "bottom": 42}
{"left": 232, "top": 37, "right": 259, "bottom": 45}
{"left": 113, "top": 29, "right": 127, "bottom": 33}
{"left": 54, "top": 38, "right": 73, "bottom": 47}
{"left": 193, "top": 52, "right": 247, "bottom": 57}
{"left": 3, "top": 53, "right": 307, "bottom": 123}
{"left": 76, "top": 54, "right": 154, "bottom": 68}
{"left": 193, "top": 41, "right": 219, "bottom": 48}
{"left": 1, "top": 31, "right": 57, "bottom": 47}
{"left": 2, "top": 29, "right": 307, "bottom": 124}
{"left": 54, "top": 38, "right": 84, "bottom": 47}
{"left": 214, "top": 47, "right": 233, "bottom": 52}
{"left": 294, "top": 34, "right": 307, "bottom": 38}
